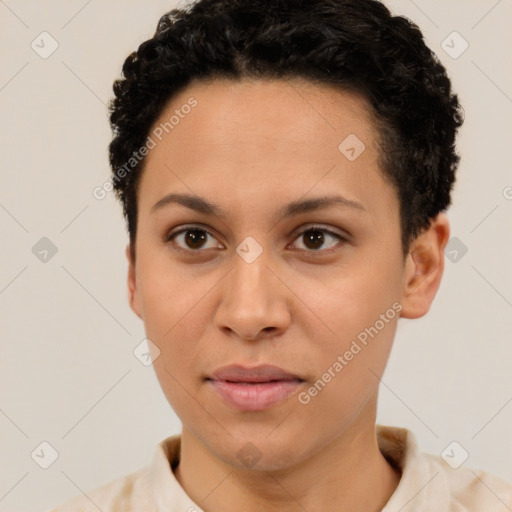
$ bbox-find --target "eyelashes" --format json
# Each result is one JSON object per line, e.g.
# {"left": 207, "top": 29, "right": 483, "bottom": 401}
{"left": 166, "top": 224, "right": 349, "bottom": 254}
{"left": 167, "top": 226, "right": 223, "bottom": 251}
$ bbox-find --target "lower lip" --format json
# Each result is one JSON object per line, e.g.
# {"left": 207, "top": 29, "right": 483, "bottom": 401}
{"left": 208, "top": 379, "right": 303, "bottom": 411}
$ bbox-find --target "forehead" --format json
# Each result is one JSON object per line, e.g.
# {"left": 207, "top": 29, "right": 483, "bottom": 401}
{"left": 155, "top": 76, "right": 377, "bottom": 155}
{"left": 137, "top": 77, "right": 396, "bottom": 227}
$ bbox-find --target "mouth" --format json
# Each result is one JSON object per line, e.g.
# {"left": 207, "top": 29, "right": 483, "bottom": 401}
{"left": 206, "top": 364, "right": 305, "bottom": 411}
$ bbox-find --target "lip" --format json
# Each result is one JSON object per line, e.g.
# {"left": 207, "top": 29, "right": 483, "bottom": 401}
{"left": 207, "top": 364, "right": 304, "bottom": 411}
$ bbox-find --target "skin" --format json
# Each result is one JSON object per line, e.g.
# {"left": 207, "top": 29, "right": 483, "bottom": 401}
{"left": 126, "top": 77, "right": 450, "bottom": 512}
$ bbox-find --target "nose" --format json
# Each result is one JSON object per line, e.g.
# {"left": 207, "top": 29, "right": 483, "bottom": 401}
{"left": 214, "top": 249, "right": 291, "bottom": 342}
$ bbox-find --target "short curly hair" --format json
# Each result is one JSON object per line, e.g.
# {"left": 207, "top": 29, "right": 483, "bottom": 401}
{"left": 108, "top": 0, "right": 463, "bottom": 257}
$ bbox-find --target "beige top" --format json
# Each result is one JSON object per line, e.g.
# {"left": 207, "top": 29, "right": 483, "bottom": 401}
{"left": 50, "top": 425, "right": 512, "bottom": 511}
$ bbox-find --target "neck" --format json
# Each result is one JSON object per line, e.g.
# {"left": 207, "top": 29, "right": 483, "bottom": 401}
{"left": 174, "top": 398, "right": 401, "bottom": 511}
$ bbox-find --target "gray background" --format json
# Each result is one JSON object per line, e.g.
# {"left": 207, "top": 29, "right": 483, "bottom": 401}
{"left": 1, "top": 0, "right": 511, "bottom": 510}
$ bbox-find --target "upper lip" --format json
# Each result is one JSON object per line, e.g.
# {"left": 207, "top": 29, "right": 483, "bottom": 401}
{"left": 208, "top": 364, "right": 304, "bottom": 383}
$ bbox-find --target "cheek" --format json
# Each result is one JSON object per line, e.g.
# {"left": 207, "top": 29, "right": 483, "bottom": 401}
{"left": 291, "top": 255, "right": 402, "bottom": 400}
{"left": 136, "top": 249, "right": 219, "bottom": 381}
{"left": 136, "top": 244, "right": 208, "bottom": 332}
{"left": 296, "top": 310, "right": 398, "bottom": 426}
{"left": 297, "top": 260, "right": 401, "bottom": 344}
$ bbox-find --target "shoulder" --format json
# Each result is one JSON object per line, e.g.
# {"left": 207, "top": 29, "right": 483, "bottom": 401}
{"left": 377, "top": 425, "right": 512, "bottom": 511}
{"left": 46, "top": 434, "right": 183, "bottom": 512}
{"left": 424, "top": 453, "right": 512, "bottom": 511}
{"left": 47, "top": 466, "right": 154, "bottom": 512}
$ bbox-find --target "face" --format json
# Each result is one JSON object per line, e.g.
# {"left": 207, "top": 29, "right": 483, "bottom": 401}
{"left": 127, "top": 77, "right": 443, "bottom": 471}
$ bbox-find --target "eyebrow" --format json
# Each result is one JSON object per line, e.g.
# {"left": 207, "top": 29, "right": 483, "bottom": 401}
{"left": 150, "top": 192, "right": 366, "bottom": 219}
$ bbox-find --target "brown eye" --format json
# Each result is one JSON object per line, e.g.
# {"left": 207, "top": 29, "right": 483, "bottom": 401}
{"left": 167, "top": 227, "right": 222, "bottom": 251}
{"left": 291, "top": 227, "right": 347, "bottom": 252}
{"left": 183, "top": 229, "right": 208, "bottom": 249}
{"left": 302, "top": 229, "right": 326, "bottom": 250}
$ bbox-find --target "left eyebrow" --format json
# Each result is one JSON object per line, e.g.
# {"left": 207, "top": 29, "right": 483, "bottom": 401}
{"left": 150, "top": 192, "right": 367, "bottom": 220}
{"left": 276, "top": 195, "right": 367, "bottom": 218}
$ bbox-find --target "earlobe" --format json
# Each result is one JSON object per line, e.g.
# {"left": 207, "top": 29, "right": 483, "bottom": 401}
{"left": 126, "top": 244, "right": 143, "bottom": 319}
{"left": 400, "top": 213, "right": 450, "bottom": 319}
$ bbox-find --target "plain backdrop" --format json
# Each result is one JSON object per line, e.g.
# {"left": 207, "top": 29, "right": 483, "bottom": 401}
{"left": 1, "top": 1, "right": 511, "bottom": 510}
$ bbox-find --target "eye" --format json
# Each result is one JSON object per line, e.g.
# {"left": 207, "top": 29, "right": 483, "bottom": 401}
{"left": 289, "top": 226, "right": 348, "bottom": 252}
{"left": 166, "top": 225, "right": 349, "bottom": 253}
{"left": 166, "top": 226, "right": 223, "bottom": 252}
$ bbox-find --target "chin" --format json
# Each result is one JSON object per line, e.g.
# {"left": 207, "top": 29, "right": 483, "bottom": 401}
{"left": 205, "top": 428, "right": 311, "bottom": 472}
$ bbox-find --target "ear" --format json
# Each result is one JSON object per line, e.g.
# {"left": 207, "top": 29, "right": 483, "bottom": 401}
{"left": 126, "top": 244, "right": 142, "bottom": 319}
{"left": 400, "top": 213, "right": 450, "bottom": 319}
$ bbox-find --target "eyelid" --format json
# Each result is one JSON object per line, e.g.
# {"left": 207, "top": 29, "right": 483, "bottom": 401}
{"left": 289, "top": 223, "right": 351, "bottom": 244}
{"left": 166, "top": 223, "right": 351, "bottom": 252}
{"left": 166, "top": 224, "right": 225, "bottom": 250}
